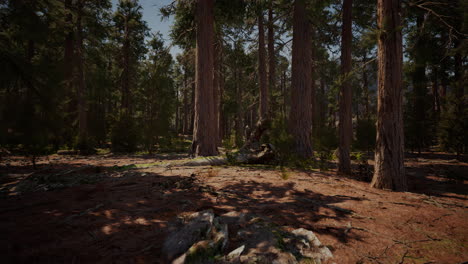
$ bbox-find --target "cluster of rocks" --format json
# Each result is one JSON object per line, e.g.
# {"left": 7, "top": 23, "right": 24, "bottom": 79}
{"left": 162, "top": 210, "right": 334, "bottom": 264}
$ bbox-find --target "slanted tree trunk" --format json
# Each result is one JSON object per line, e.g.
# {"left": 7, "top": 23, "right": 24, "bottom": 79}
{"left": 258, "top": 11, "right": 268, "bottom": 120}
{"left": 338, "top": 0, "right": 353, "bottom": 174}
{"left": 289, "top": 0, "right": 313, "bottom": 158}
{"left": 76, "top": 0, "right": 88, "bottom": 151}
{"left": 371, "top": 0, "right": 407, "bottom": 191}
{"left": 192, "top": 0, "right": 218, "bottom": 156}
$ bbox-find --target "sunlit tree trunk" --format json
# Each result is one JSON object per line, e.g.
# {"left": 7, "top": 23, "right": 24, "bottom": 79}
{"left": 371, "top": 0, "right": 407, "bottom": 191}
{"left": 192, "top": 0, "right": 218, "bottom": 156}
{"left": 289, "top": 0, "right": 313, "bottom": 158}
{"left": 338, "top": 0, "right": 353, "bottom": 174}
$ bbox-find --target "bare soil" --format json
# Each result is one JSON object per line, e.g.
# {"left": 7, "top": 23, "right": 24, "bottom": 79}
{"left": 0, "top": 152, "right": 467, "bottom": 263}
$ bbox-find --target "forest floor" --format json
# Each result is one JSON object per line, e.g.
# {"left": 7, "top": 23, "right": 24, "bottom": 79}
{"left": 0, "top": 151, "right": 467, "bottom": 263}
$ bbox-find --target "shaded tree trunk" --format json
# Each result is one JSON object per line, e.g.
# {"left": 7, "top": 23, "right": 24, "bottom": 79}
{"left": 218, "top": 38, "right": 225, "bottom": 146}
{"left": 412, "top": 14, "right": 427, "bottom": 154}
{"left": 235, "top": 67, "right": 243, "bottom": 147}
{"left": 76, "top": 0, "right": 88, "bottom": 151}
{"left": 432, "top": 67, "right": 440, "bottom": 113}
{"left": 371, "top": 0, "right": 407, "bottom": 191}
{"left": 289, "top": 0, "right": 313, "bottom": 158}
{"left": 338, "top": 0, "right": 353, "bottom": 174}
{"left": 213, "top": 34, "right": 223, "bottom": 146}
{"left": 183, "top": 64, "right": 189, "bottom": 134}
{"left": 192, "top": 0, "right": 218, "bottom": 156}
{"left": 258, "top": 11, "right": 268, "bottom": 120}
{"left": 267, "top": 1, "right": 276, "bottom": 108}
{"left": 362, "top": 54, "right": 370, "bottom": 120}
{"left": 64, "top": 0, "right": 75, "bottom": 145}
{"left": 190, "top": 79, "right": 195, "bottom": 133}
{"left": 121, "top": 16, "right": 131, "bottom": 113}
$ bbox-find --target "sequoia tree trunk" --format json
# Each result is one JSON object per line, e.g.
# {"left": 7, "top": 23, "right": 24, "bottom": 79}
{"left": 371, "top": 0, "right": 407, "bottom": 191}
{"left": 192, "top": 0, "right": 218, "bottom": 156}
{"left": 338, "top": 0, "right": 353, "bottom": 174}
{"left": 289, "top": 0, "right": 313, "bottom": 158}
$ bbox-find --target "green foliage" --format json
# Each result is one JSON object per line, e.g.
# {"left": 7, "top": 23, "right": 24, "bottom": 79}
{"left": 111, "top": 114, "right": 139, "bottom": 153}
{"left": 267, "top": 117, "right": 294, "bottom": 165}
{"left": 438, "top": 95, "right": 468, "bottom": 155}
{"left": 313, "top": 125, "right": 338, "bottom": 151}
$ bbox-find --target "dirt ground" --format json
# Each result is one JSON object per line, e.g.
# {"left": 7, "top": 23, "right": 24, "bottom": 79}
{"left": 0, "top": 152, "right": 467, "bottom": 264}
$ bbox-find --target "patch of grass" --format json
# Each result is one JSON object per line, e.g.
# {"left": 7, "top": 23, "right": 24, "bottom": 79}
{"left": 96, "top": 148, "right": 110, "bottom": 155}
{"left": 280, "top": 167, "right": 291, "bottom": 180}
{"left": 111, "top": 164, "right": 137, "bottom": 171}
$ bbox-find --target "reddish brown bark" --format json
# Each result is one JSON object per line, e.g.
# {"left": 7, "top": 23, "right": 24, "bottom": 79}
{"left": 192, "top": 0, "right": 218, "bottom": 156}
{"left": 338, "top": 0, "right": 353, "bottom": 174}
{"left": 371, "top": 0, "right": 407, "bottom": 191}
{"left": 289, "top": 0, "right": 313, "bottom": 158}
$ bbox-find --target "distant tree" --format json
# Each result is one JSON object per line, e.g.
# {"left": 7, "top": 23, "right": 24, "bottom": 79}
{"left": 111, "top": 0, "right": 148, "bottom": 152}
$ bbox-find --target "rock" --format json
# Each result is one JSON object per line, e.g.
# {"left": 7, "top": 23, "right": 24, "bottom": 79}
{"left": 162, "top": 210, "right": 215, "bottom": 261}
{"left": 184, "top": 240, "right": 216, "bottom": 263}
{"left": 212, "top": 221, "right": 228, "bottom": 251}
{"left": 163, "top": 211, "right": 334, "bottom": 264}
{"left": 226, "top": 245, "right": 245, "bottom": 261}
{"left": 291, "top": 228, "right": 333, "bottom": 263}
{"left": 218, "top": 211, "right": 247, "bottom": 226}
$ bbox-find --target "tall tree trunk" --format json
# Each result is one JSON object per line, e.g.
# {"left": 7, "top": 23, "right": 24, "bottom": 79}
{"left": 412, "top": 14, "right": 427, "bottom": 154}
{"left": 371, "top": 0, "right": 407, "bottom": 191}
{"left": 235, "top": 67, "right": 243, "bottom": 147}
{"left": 218, "top": 38, "right": 225, "bottom": 145}
{"left": 338, "top": 0, "right": 353, "bottom": 174}
{"left": 362, "top": 54, "right": 370, "bottom": 120}
{"left": 76, "top": 0, "right": 88, "bottom": 151}
{"left": 64, "top": 0, "right": 75, "bottom": 145}
{"left": 121, "top": 17, "right": 131, "bottom": 114}
{"left": 289, "top": 0, "right": 313, "bottom": 158}
{"left": 213, "top": 34, "right": 222, "bottom": 146}
{"left": 192, "top": 0, "right": 218, "bottom": 156}
{"left": 190, "top": 79, "right": 195, "bottom": 132}
{"left": 183, "top": 64, "right": 189, "bottom": 134}
{"left": 258, "top": 11, "right": 268, "bottom": 120}
{"left": 432, "top": 68, "right": 439, "bottom": 113}
{"left": 267, "top": 1, "right": 276, "bottom": 108}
